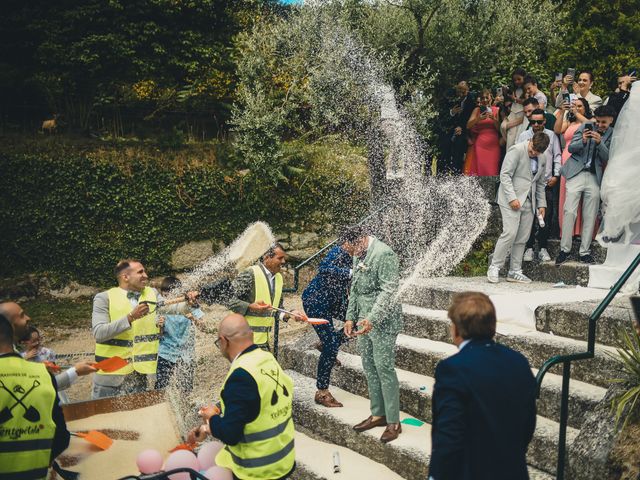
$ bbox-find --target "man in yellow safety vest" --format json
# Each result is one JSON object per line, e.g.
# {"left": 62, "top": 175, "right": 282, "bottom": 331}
{"left": 91, "top": 258, "right": 198, "bottom": 399}
{"left": 188, "top": 313, "right": 296, "bottom": 479}
{"left": 0, "top": 313, "right": 70, "bottom": 480}
{"left": 228, "top": 243, "right": 304, "bottom": 350}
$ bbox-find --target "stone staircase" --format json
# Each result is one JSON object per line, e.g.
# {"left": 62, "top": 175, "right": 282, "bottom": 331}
{"left": 280, "top": 271, "right": 633, "bottom": 479}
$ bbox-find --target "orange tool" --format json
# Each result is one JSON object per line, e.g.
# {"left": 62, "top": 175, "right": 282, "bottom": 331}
{"left": 169, "top": 442, "right": 197, "bottom": 453}
{"left": 92, "top": 356, "right": 128, "bottom": 373}
{"left": 71, "top": 430, "right": 114, "bottom": 450}
{"left": 44, "top": 361, "right": 61, "bottom": 373}
{"left": 306, "top": 318, "right": 330, "bottom": 325}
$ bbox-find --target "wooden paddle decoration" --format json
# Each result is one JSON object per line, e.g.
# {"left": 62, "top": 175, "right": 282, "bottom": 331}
{"left": 71, "top": 430, "right": 114, "bottom": 450}
{"left": 92, "top": 356, "right": 128, "bottom": 373}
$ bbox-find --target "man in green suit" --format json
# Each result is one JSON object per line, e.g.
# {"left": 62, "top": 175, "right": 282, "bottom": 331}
{"left": 341, "top": 225, "right": 403, "bottom": 443}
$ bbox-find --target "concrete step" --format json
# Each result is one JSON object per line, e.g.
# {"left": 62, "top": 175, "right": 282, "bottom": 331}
{"left": 288, "top": 370, "right": 568, "bottom": 477}
{"left": 400, "top": 275, "right": 632, "bottom": 347}
{"left": 293, "top": 430, "right": 405, "bottom": 480}
{"left": 401, "top": 305, "right": 618, "bottom": 389}
{"left": 544, "top": 238, "right": 607, "bottom": 264}
{"left": 281, "top": 338, "right": 604, "bottom": 430}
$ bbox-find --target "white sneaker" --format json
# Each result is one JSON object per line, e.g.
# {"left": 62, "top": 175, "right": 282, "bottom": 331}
{"left": 523, "top": 248, "right": 534, "bottom": 262}
{"left": 538, "top": 248, "right": 551, "bottom": 262}
{"left": 507, "top": 270, "right": 532, "bottom": 284}
{"left": 487, "top": 265, "right": 500, "bottom": 283}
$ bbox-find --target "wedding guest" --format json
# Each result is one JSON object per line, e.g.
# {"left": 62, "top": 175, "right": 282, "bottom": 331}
{"left": 522, "top": 97, "right": 556, "bottom": 131}
{"left": 467, "top": 89, "right": 501, "bottom": 176}
{"left": 504, "top": 68, "right": 527, "bottom": 148}
{"left": 447, "top": 81, "right": 477, "bottom": 174}
{"left": 429, "top": 292, "right": 536, "bottom": 480}
{"left": 519, "top": 109, "right": 561, "bottom": 262}
{"left": 556, "top": 70, "right": 603, "bottom": 110}
{"left": 487, "top": 132, "right": 549, "bottom": 284}
{"left": 523, "top": 75, "right": 548, "bottom": 109}
{"left": 604, "top": 72, "right": 637, "bottom": 120}
{"left": 556, "top": 105, "right": 615, "bottom": 265}
{"left": 554, "top": 97, "right": 593, "bottom": 241}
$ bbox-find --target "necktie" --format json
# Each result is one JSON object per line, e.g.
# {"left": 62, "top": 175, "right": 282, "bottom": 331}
{"left": 127, "top": 291, "right": 140, "bottom": 300}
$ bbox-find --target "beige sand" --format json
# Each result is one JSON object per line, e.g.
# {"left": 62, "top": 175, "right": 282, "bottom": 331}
{"left": 65, "top": 402, "right": 180, "bottom": 479}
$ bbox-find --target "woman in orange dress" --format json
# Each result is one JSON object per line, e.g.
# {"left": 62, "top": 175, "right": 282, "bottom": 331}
{"left": 467, "top": 89, "right": 501, "bottom": 176}
{"left": 554, "top": 97, "right": 595, "bottom": 237}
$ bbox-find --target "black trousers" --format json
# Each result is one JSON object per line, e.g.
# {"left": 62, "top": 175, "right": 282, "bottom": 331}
{"left": 526, "top": 184, "right": 558, "bottom": 249}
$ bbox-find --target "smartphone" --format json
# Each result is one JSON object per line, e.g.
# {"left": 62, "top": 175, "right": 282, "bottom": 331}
{"left": 567, "top": 68, "right": 576, "bottom": 83}
{"left": 497, "top": 87, "right": 503, "bottom": 97}
{"left": 562, "top": 92, "right": 571, "bottom": 104}
{"left": 584, "top": 123, "right": 593, "bottom": 132}
{"left": 555, "top": 72, "right": 563, "bottom": 82}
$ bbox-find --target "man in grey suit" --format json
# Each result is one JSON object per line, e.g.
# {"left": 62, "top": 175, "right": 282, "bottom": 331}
{"left": 487, "top": 132, "right": 550, "bottom": 283}
{"left": 556, "top": 105, "right": 615, "bottom": 265}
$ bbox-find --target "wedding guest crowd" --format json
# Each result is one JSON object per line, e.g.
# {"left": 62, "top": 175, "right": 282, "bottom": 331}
{"left": 440, "top": 67, "right": 636, "bottom": 274}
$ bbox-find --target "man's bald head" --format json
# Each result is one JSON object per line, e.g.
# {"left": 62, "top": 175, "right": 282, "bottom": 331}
{"left": 217, "top": 313, "right": 254, "bottom": 361}
{"left": 456, "top": 81, "right": 469, "bottom": 97}
{"left": 0, "top": 302, "right": 30, "bottom": 342}
{"left": 219, "top": 313, "right": 253, "bottom": 340}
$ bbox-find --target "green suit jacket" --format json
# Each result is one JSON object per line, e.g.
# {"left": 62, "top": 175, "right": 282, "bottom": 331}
{"left": 346, "top": 237, "right": 403, "bottom": 334}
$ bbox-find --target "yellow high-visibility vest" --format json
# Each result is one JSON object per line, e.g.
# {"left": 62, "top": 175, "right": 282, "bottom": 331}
{"left": 0, "top": 355, "right": 57, "bottom": 480}
{"left": 215, "top": 348, "right": 295, "bottom": 479}
{"left": 245, "top": 266, "right": 282, "bottom": 346}
{"left": 94, "top": 287, "right": 160, "bottom": 375}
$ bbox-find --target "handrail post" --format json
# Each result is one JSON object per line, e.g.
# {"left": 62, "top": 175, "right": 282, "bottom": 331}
{"left": 556, "top": 361, "right": 571, "bottom": 480}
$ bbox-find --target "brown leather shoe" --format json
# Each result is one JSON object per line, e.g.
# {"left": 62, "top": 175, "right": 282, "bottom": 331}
{"left": 314, "top": 390, "right": 343, "bottom": 408}
{"left": 353, "top": 416, "right": 387, "bottom": 432}
{"left": 313, "top": 341, "right": 342, "bottom": 367}
{"left": 380, "top": 423, "right": 402, "bottom": 443}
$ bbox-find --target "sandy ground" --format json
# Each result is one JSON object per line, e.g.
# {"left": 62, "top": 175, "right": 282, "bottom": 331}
{"left": 50, "top": 293, "right": 309, "bottom": 406}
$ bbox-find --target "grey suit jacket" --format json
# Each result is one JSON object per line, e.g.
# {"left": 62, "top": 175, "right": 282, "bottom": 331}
{"left": 560, "top": 124, "right": 611, "bottom": 185}
{"left": 497, "top": 142, "right": 547, "bottom": 213}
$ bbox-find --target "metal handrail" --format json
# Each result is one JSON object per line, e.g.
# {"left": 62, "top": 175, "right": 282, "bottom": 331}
{"left": 535, "top": 251, "right": 640, "bottom": 480}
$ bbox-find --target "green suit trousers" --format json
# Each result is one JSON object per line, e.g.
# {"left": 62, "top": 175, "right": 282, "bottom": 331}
{"left": 357, "top": 329, "right": 400, "bottom": 423}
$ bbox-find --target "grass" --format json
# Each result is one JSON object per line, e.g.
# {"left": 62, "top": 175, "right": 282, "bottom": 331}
{"left": 22, "top": 297, "right": 92, "bottom": 331}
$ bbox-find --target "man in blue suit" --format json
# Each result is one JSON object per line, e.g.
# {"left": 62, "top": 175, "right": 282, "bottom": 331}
{"left": 302, "top": 244, "right": 352, "bottom": 408}
{"left": 429, "top": 292, "right": 537, "bottom": 480}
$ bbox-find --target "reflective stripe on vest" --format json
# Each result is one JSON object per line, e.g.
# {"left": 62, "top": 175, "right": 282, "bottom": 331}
{"left": 245, "top": 266, "right": 283, "bottom": 345}
{"left": 215, "top": 349, "right": 295, "bottom": 479}
{"left": 0, "top": 356, "right": 56, "bottom": 480}
{"left": 94, "top": 287, "right": 159, "bottom": 375}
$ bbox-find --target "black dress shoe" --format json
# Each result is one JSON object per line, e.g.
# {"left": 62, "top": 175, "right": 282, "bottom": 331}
{"left": 580, "top": 254, "right": 596, "bottom": 264}
{"left": 555, "top": 251, "right": 570, "bottom": 266}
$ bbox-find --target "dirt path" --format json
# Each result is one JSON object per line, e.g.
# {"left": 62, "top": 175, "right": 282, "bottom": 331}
{"left": 49, "top": 293, "right": 310, "bottom": 404}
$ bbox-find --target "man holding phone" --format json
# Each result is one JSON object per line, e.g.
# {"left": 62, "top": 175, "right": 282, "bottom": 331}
{"left": 556, "top": 105, "right": 616, "bottom": 265}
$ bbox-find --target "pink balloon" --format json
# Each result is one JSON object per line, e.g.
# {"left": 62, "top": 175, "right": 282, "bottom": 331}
{"left": 136, "top": 449, "right": 163, "bottom": 474}
{"left": 164, "top": 450, "right": 200, "bottom": 480}
{"left": 197, "top": 441, "right": 224, "bottom": 470}
{"left": 205, "top": 466, "right": 233, "bottom": 480}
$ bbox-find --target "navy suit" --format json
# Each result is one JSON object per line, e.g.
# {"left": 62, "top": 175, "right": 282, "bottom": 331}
{"left": 302, "top": 245, "right": 352, "bottom": 390}
{"left": 429, "top": 339, "right": 537, "bottom": 480}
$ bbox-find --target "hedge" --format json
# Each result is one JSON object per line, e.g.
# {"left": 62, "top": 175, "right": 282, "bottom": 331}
{"left": 0, "top": 138, "right": 369, "bottom": 285}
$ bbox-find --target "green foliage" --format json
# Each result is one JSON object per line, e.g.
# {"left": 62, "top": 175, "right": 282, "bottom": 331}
{"left": 0, "top": 137, "right": 368, "bottom": 285}
{"left": 22, "top": 298, "right": 93, "bottom": 331}
{"left": 451, "top": 239, "right": 495, "bottom": 276}
{"left": 547, "top": 0, "right": 640, "bottom": 95}
{"left": 609, "top": 327, "right": 640, "bottom": 431}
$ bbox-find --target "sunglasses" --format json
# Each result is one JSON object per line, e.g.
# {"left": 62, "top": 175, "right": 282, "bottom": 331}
{"left": 214, "top": 337, "right": 221, "bottom": 349}
{"left": 530, "top": 119, "right": 545, "bottom": 125}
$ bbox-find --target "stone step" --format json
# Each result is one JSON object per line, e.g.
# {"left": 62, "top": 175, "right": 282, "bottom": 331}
{"left": 401, "top": 305, "right": 618, "bottom": 389}
{"left": 400, "top": 275, "right": 631, "bottom": 347}
{"left": 544, "top": 238, "right": 607, "bottom": 264}
{"left": 281, "top": 337, "right": 604, "bottom": 430}
{"left": 520, "top": 260, "right": 590, "bottom": 286}
{"left": 293, "top": 430, "right": 405, "bottom": 480}
{"left": 288, "top": 370, "right": 567, "bottom": 478}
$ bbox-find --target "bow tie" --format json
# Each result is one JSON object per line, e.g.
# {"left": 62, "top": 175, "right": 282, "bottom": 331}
{"left": 126, "top": 291, "right": 141, "bottom": 300}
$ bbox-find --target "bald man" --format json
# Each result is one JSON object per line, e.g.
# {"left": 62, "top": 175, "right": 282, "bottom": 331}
{"left": 189, "top": 314, "right": 296, "bottom": 479}
{"left": 0, "top": 301, "right": 96, "bottom": 397}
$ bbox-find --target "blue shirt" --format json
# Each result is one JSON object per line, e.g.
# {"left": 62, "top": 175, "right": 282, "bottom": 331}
{"left": 158, "top": 308, "right": 204, "bottom": 363}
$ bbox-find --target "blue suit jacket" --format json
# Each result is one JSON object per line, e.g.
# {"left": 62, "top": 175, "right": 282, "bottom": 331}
{"left": 429, "top": 339, "right": 537, "bottom": 480}
{"left": 302, "top": 245, "right": 352, "bottom": 320}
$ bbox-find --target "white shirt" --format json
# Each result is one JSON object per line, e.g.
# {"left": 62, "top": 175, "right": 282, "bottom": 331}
{"left": 458, "top": 339, "right": 472, "bottom": 351}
